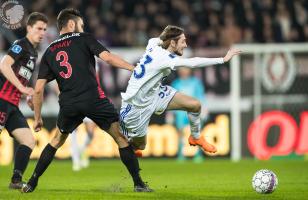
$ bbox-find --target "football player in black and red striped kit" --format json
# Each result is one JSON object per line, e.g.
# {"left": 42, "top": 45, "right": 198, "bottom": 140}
{"left": 0, "top": 12, "right": 48, "bottom": 189}
{"left": 21, "top": 8, "right": 152, "bottom": 193}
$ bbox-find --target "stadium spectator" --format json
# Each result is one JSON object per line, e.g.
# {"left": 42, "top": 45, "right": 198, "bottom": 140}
{"left": 1, "top": 0, "right": 307, "bottom": 49}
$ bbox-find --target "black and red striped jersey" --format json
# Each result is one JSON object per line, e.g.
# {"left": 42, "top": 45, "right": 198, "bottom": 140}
{"left": 38, "top": 32, "right": 108, "bottom": 106}
{"left": 0, "top": 37, "right": 38, "bottom": 106}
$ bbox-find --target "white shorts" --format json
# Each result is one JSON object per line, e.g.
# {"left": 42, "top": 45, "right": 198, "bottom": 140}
{"left": 119, "top": 85, "right": 177, "bottom": 138}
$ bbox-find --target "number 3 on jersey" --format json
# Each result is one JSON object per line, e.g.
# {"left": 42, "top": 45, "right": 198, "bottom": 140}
{"left": 134, "top": 55, "right": 152, "bottom": 79}
{"left": 56, "top": 51, "right": 72, "bottom": 79}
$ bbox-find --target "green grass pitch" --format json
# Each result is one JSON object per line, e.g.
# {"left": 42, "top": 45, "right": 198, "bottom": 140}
{"left": 0, "top": 159, "right": 307, "bottom": 200}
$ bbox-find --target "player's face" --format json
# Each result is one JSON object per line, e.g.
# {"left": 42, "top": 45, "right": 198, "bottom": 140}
{"left": 174, "top": 34, "right": 187, "bottom": 56}
{"left": 74, "top": 17, "right": 84, "bottom": 33}
{"left": 27, "top": 21, "right": 47, "bottom": 44}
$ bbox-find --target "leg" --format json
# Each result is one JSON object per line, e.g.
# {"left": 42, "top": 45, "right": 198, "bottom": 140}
{"left": 167, "top": 92, "right": 201, "bottom": 113}
{"left": 79, "top": 120, "right": 95, "bottom": 168}
{"left": 177, "top": 130, "right": 186, "bottom": 161}
{"left": 70, "top": 130, "right": 81, "bottom": 171}
{"left": 129, "top": 136, "right": 146, "bottom": 157}
{"left": 89, "top": 98, "right": 152, "bottom": 192}
{"left": 167, "top": 92, "right": 216, "bottom": 153}
{"left": 130, "top": 136, "right": 147, "bottom": 150}
{"left": 22, "top": 128, "right": 69, "bottom": 192}
{"left": 9, "top": 128, "right": 35, "bottom": 189}
{"left": 3, "top": 106, "right": 34, "bottom": 189}
{"left": 107, "top": 122, "right": 152, "bottom": 192}
{"left": 193, "top": 148, "right": 205, "bottom": 163}
{"left": 80, "top": 120, "right": 95, "bottom": 152}
{"left": 107, "top": 122, "right": 129, "bottom": 148}
{"left": 167, "top": 92, "right": 202, "bottom": 139}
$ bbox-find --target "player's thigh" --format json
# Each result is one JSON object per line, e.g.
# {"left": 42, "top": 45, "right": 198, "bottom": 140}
{"left": 86, "top": 99, "right": 130, "bottom": 147}
{"left": 5, "top": 107, "right": 32, "bottom": 142}
{"left": 119, "top": 102, "right": 152, "bottom": 140}
{"left": 57, "top": 105, "right": 84, "bottom": 134}
{"left": 154, "top": 86, "right": 176, "bottom": 115}
{"left": 0, "top": 99, "right": 10, "bottom": 132}
{"left": 166, "top": 92, "right": 201, "bottom": 112}
{"left": 87, "top": 98, "right": 119, "bottom": 132}
{"left": 11, "top": 128, "right": 35, "bottom": 149}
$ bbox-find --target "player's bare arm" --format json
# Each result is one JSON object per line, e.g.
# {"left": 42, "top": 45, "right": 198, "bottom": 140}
{"left": 26, "top": 95, "right": 34, "bottom": 110}
{"left": 173, "top": 48, "right": 241, "bottom": 69}
{"left": 0, "top": 55, "right": 34, "bottom": 96}
{"left": 26, "top": 77, "right": 39, "bottom": 111}
{"left": 33, "top": 79, "right": 47, "bottom": 132}
{"left": 99, "top": 51, "right": 134, "bottom": 71}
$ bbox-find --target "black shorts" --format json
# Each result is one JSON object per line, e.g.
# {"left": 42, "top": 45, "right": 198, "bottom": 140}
{"left": 0, "top": 98, "right": 29, "bottom": 135}
{"left": 57, "top": 97, "right": 119, "bottom": 133}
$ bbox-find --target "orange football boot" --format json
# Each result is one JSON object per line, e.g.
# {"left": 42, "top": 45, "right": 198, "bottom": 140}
{"left": 134, "top": 150, "right": 143, "bottom": 157}
{"left": 188, "top": 135, "right": 217, "bottom": 153}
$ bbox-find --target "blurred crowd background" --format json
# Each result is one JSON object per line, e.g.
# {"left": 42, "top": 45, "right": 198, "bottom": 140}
{"left": 1, "top": 0, "right": 308, "bottom": 51}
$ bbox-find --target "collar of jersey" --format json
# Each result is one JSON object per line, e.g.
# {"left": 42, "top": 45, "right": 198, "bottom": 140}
{"left": 24, "top": 37, "right": 35, "bottom": 49}
{"left": 60, "top": 32, "right": 75, "bottom": 38}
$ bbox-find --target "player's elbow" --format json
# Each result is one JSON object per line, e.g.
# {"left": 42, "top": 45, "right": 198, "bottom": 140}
{"left": 0, "top": 59, "right": 8, "bottom": 73}
{"left": 0, "top": 55, "right": 14, "bottom": 73}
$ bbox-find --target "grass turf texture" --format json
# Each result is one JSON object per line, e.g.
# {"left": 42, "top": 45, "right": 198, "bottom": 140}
{"left": 0, "top": 159, "right": 307, "bottom": 200}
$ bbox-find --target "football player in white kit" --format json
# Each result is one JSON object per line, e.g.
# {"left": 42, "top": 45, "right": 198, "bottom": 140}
{"left": 120, "top": 25, "right": 241, "bottom": 155}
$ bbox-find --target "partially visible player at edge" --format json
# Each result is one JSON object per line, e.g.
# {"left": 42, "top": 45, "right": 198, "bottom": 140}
{"left": 0, "top": 12, "right": 48, "bottom": 190}
{"left": 21, "top": 8, "right": 152, "bottom": 193}
{"left": 120, "top": 25, "right": 241, "bottom": 156}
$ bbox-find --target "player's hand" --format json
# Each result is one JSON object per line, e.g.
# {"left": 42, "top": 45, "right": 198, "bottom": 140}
{"left": 26, "top": 95, "right": 34, "bottom": 110}
{"left": 223, "top": 48, "right": 242, "bottom": 63}
{"left": 33, "top": 118, "right": 43, "bottom": 132}
{"left": 19, "top": 86, "right": 34, "bottom": 96}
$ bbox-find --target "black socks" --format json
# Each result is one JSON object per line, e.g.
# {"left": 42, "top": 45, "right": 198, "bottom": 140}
{"left": 11, "top": 144, "right": 32, "bottom": 182}
{"left": 28, "top": 144, "right": 57, "bottom": 188}
{"left": 119, "top": 145, "right": 144, "bottom": 186}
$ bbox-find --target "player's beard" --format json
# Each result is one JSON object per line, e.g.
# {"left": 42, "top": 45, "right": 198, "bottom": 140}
{"left": 174, "top": 49, "right": 183, "bottom": 56}
{"left": 74, "top": 26, "right": 80, "bottom": 32}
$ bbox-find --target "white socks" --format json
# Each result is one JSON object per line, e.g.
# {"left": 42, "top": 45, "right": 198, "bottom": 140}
{"left": 188, "top": 111, "right": 201, "bottom": 139}
{"left": 79, "top": 133, "right": 93, "bottom": 153}
{"left": 71, "top": 130, "right": 80, "bottom": 165}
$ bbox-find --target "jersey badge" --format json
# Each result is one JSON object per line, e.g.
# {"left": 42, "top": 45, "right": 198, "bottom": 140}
{"left": 12, "top": 45, "right": 22, "bottom": 54}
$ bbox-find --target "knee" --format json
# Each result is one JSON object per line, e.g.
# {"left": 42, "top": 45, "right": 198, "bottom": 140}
{"left": 133, "top": 144, "right": 146, "bottom": 150}
{"left": 18, "top": 134, "right": 36, "bottom": 149}
{"left": 50, "top": 135, "right": 67, "bottom": 149}
{"left": 50, "top": 138, "right": 61, "bottom": 149}
{"left": 189, "top": 100, "right": 201, "bottom": 113}
{"left": 138, "top": 144, "right": 146, "bottom": 150}
{"left": 25, "top": 136, "right": 36, "bottom": 149}
{"left": 132, "top": 140, "right": 146, "bottom": 150}
{"left": 114, "top": 134, "right": 129, "bottom": 148}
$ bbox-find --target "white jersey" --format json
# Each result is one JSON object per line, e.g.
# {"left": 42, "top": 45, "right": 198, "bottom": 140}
{"left": 121, "top": 38, "right": 224, "bottom": 107}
